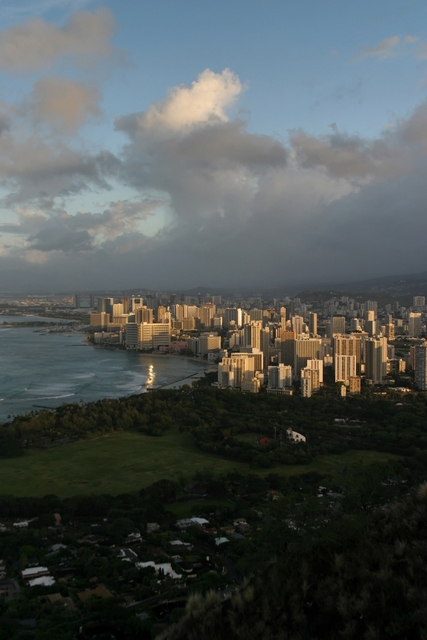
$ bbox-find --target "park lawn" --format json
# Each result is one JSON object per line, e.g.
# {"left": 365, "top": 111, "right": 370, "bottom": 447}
{"left": 0, "top": 430, "right": 401, "bottom": 498}
{"left": 167, "top": 499, "right": 235, "bottom": 518}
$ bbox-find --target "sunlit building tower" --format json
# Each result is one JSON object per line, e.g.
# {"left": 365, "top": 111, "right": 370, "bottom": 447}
{"left": 198, "top": 334, "right": 221, "bottom": 357}
{"left": 408, "top": 312, "right": 422, "bottom": 338}
{"left": 305, "top": 358, "right": 323, "bottom": 385}
{"left": 89, "top": 312, "right": 109, "bottom": 328}
{"left": 385, "top": 323, "right": 395, "bottom": 341}
{"left": 349, "top": 376, "right": 362, "bottom": 394}
{"left": 366, "top": 301, "right": 378, "bottom": 316}
{"left": 334, "top": 335, "right": 362, "bottom": 374}
{"left": 218, "top": 361, "right": 235, "bottom": 388}
{"left": 135, "top": 306, "right": 154, "bottom": 324}
{"left": 249, "top": 308, "right": 263, "bottom": 322}
{"left": 157, "top": 305, "right": 171, "bottom": 324}
{"left": 334, "top": 355, "right": 357, "bottom": 384}
{"left": 218, "top": 352, "right": 262, "bottom": 389}
{"left": 172, "top": 304, "right": 187, "bottom": 321}
{"left": 268, "top": 364, "right": 292, "bottom": 389}
{"left": 129, "top": 297, "right": 144, "bottom": 313}
{"left": 112, "top": 303, "right": 124, "bottom": 318}
{"left": 224, "top": 308, "right": 243, "bottom": 329}
{"left": 280, "top": 307, "right": 287, "bottom": 328}
{"left": 200, "top": 303, "right": 216, "bottom": 328}
{"left": 243, "top": 322, "right": 262, "bottom": 349}
{"left": 301, "top": 366, "right": 320, "bottom": 392}
{"left": 415, "top": 343, "right": 427, "bottom": 390}
{"left": 300, "top": 369, "right": 312, "bottom": 398}
{"left": 365, "top": 310, "right": 376, "bottom": 337}
{"left": 138, "top": 323, "right": 171, "bottom": 351}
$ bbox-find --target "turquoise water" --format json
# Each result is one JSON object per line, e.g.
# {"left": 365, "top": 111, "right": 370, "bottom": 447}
{"left": 0, "top": 316, "right": 207, "bottom": 422}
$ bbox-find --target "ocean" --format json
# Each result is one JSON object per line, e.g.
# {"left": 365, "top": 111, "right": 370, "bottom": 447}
{"left": 0, "top": 316, "right": 208, "bottom": 422}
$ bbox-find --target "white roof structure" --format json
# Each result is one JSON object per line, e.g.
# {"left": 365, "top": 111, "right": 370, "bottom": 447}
{"left": 28, "top": 576, "right": 55, "bottom": 588}
{"left": 136, "top": 561, "right": 182, "bottom": 580}
{"left": 191, "top": 517, "right": 209, "bottom": 526}
{"left": 21, "top": 567, "right": 49, "bottom": 579}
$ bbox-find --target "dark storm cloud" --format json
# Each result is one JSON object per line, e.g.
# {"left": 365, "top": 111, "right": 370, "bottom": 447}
{"left": 2, "top": 65, "right": 427, "bottom": 291}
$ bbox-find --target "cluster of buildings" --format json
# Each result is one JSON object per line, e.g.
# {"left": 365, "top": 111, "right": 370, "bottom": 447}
{"left": 87, "top": 292, "right": 427, "bottom": 396}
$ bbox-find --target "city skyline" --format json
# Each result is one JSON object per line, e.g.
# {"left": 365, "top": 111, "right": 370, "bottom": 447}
{"left": 0, "top": 1, "right": 427, "bottom": 290}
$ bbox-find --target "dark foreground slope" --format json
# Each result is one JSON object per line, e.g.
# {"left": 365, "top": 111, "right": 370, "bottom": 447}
{"left": 159, "top": 486, "right": 427, "bottom": 640}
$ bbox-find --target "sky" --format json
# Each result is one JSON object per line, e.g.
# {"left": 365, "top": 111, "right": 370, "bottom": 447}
{"left": 0, "top": 0, "right": 427, "bottom": 292}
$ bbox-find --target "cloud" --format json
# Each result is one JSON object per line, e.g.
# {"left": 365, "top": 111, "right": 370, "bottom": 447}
{"left": 289, "top": 126, "right": 406, "bottom": 180}
{"left": 4, "top": 68, "right": 427, "bottom": 291}
{"left": 0, "top": 7, "right": 116, "bottom": 71}
{"left": 115, "top": 69, "right": 287, "bottom": 223}
{"left": 30, "top": 77, "right": 101, "bottom": 132}
{"left": 1, "top": 197, "right": 161, "bottom": 254}
{"left": 358, "top": 35, "right": 419, "bottom": 59}
{"left": 133, "top": 68, "right": 243, "bottom": 132}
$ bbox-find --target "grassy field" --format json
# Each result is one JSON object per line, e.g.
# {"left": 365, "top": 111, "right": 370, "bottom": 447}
{"left": 0, "top": 429, "right": 401, "bottom": 498}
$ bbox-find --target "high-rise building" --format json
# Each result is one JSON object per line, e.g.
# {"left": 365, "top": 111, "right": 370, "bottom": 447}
{"left": 334, "top": 355, "right": 357, "bottom": 383}
{"left": 332, "top": 316, "right": 346, "bottom": 335}
{"left": 292, "top": 315, "right": 304, "bottom": 335}
{"left": 249, "top": 308, "right": 263, "bottom": 322}
{"left": 198, "top": 334, "right": 221, "bottom": 356}
{"left": 89, "top": 312, "right": 109, "bottom": 328}
{"left": 129, "top": 297, "right": 144, "bottom": 313}
{"left": 97, "top": 297, "right": 114, "bottom": 315}
{"left": 415, "top": 344, "right": 427, "bottom": 390}
{"left": 300, "top": 369, "right": 312, "bottom": 397}
{"left": 305, "top": 359, "right": 323, "bottom": 385}
{"left": 309, "top": 312, "right": 318, "bottom": 336}
{"left": 137, "top": 323, "right": 171, "bottom": 351}
{"left": 242, "top": 322, "right": 262, "bottom": 349}
{"left": 413, "top": 296, "right": 425, "bottom": 308}
{"left": 200, "top": 303, "right": 216, "bottom": 327}
{"left": 268, "top": 364, "right": 292, "bottom": 389}
{"left": 365, "top": 310, "right": 376, "bottom": 337}
{"left": 365, "top": 337, "right": 387, "bottom": 384}
{"left": 279, "top": 330, "right": 296, "bottom": 367}
{"left": 261, "top": 327, "right": 271, "bottom": 368}
{"left": 224, "top": 308, "right": 243, "bottom": 329}
{"left": 334, "top": 335, "right": 362, "bottom": 373}
{"left": 408, "top": 312, "right": 422, "bottom": 338}
{"left": 294, "top": 336, "right": 321, "bottom": 378}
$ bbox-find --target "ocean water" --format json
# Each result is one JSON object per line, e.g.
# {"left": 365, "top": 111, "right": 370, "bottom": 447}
{"left": 0, "top": 316, "right": 208, "bottom": 422}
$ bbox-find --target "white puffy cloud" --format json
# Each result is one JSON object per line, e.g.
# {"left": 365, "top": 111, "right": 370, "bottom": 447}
{"left": 129, "top": 68, "right": 243, "bottom": 133}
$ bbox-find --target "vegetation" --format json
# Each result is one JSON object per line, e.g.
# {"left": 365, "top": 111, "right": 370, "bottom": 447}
{"left": 0, "top": 430, "right": 398, "bottom": 498}
{"left": 2, "top": 376, "right": 427, "bottom": 636}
